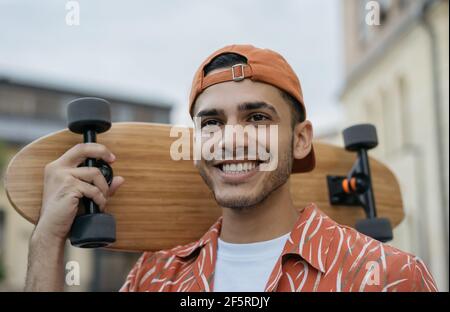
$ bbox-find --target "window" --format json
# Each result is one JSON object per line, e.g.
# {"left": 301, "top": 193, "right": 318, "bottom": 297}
{"left": 378, "top": 0, "right": 392, "bottom": 24}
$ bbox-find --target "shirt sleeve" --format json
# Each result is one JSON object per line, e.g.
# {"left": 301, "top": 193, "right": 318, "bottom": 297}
{"left": 388, "top": 256, "right": 438, "bottom": 292}
{"left": 119, "top": 252, "right": 154, "bottom": 292}
{"left": 410, "top": 257, "right": 438, "bottom": 292}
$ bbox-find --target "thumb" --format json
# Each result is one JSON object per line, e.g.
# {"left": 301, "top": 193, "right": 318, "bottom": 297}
{"left": 108, "top": 176, "right": 125, "bottom": 197}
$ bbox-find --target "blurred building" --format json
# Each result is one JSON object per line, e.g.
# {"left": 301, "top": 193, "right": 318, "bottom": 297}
{"left": 340, "top": 0, "right": 449, "bottom": 290}
{"left": 0, "top": 74, "right": 172, "bottom": 291}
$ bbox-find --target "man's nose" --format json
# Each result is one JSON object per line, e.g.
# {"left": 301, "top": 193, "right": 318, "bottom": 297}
{"left": 218, "top": 124, "right": 256, "bottom": 159}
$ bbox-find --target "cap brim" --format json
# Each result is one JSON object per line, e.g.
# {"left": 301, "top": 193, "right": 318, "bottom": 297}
{"left": 291, "top": 144, "right": 316, "bottom": 173}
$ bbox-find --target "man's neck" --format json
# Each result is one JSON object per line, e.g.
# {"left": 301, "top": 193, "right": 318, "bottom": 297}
{"left": 219, "top": 179, "right": 299, "bottom": 244}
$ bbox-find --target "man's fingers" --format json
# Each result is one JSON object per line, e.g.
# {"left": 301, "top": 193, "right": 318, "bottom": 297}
{"left": 57, "top": 143, "right": 115, "bottom": 167}
{"left": 75, "top": 180, "right": 107, "bottom": 209}
{"left": 107, "top": 176, "right": 125, "bottom": 197}
{"left": 70, "top": 167, "right": 109, "bottom": 197}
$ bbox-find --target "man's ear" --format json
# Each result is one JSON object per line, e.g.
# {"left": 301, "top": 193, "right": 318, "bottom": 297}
{"left": 292, "top": 120, "right": 313, "bottom": 160}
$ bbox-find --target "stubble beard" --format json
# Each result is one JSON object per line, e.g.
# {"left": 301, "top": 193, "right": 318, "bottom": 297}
{"left": 197, "top": 144, "right": 293, "bottom": 211}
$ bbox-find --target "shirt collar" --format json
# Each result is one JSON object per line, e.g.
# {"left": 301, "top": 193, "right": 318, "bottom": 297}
{"left": 280, "top": 203, "right": 336, "bottom": 273}
{"left": 172, "top": 217, "right": 222, "bottom": 258}
{"left": 173, "top": 203, "right": 336, "bottom": 273}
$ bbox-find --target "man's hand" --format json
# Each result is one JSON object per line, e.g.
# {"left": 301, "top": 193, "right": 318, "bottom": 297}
{"left": 25, "top": 143, "right": 124, "bottom": 291}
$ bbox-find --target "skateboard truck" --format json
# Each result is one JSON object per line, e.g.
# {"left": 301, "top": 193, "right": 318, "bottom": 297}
{"left": 327, "top": 124, "right": 393, "bottom": 242}
{"left": 67, "top": 97, "right": 116, "bottom": 248}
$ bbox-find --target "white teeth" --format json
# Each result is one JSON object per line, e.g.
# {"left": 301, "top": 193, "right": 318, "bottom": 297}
{"left": 221, "top": 162, "right": 258, "bottom": 173}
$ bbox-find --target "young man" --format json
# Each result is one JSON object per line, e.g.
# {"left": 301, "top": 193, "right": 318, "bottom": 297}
{"left": 26, "top": 45, "right": 437, "bottom": 292}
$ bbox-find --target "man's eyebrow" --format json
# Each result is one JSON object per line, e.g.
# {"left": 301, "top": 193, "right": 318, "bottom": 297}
{"left": 238, "top": 101, "right": 279, "bottom": 116}
{"left": 195, "top": 108, "right": 225, "bottom": 118}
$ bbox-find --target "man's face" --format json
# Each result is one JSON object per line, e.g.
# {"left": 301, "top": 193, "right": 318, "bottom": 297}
{"left": 192, "top": 78, "right": 304, "bottom": 210}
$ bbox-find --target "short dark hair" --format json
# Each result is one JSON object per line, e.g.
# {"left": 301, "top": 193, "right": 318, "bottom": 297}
{"left": 203, "top": 53, "right": 305, "bottom": 128}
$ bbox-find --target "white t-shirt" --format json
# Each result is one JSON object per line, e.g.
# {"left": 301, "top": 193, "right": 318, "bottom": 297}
{"left": 213, "top": 232, "right": 290, "bottom": 292}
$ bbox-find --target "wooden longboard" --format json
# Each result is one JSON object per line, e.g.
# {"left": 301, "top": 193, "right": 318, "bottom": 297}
{"left": 5, "top": 122, "right": 403, "bottom": 252}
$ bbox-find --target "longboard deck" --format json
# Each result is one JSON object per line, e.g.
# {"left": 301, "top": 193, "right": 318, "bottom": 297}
{"left": 5, "top": 122, "right": 403, "bottom": 252}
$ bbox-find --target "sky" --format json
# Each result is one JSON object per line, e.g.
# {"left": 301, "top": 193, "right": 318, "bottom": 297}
{"left": 0, "top": 0, "right": 343, "bottom": 135}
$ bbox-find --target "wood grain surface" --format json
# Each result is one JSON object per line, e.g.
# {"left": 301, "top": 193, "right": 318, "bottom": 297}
{"left": 5, "top": 122, "right": 403, "bottom": 251}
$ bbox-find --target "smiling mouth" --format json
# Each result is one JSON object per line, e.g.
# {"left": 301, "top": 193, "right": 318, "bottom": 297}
{"left": 213, "top": 160, "right": 266, "bottom": 174}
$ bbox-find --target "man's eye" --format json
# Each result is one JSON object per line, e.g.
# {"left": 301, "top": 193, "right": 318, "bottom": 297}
{"left": 248, "top": 113, "right": 269, "bottom": 122}
{"left": 202, "top": 119, "right": 222, "bottom": 127}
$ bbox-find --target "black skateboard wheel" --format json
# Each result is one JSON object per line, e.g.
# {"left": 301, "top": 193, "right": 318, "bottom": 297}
{"left": 70, "top": 213, "right": 116, "bottom": 248}
{"left": 67, "top": 97, "right": 111, "bottom": 134}
{"left": 343, "top": 124, "right": 378, "bottom": 151}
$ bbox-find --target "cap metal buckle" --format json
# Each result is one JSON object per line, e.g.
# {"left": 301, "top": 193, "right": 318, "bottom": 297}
{"left": 231, "top": 64, "right": 245, "bottom": 81}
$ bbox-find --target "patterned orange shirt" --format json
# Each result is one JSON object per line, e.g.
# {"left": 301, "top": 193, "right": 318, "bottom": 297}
{"left": 120, "top": 203, "right": 437, "bottom": 292}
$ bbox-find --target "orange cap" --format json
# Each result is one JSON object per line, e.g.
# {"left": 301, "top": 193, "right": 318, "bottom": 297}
{"left": 189, "top": 44, "right": 315, "bottom": 174}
